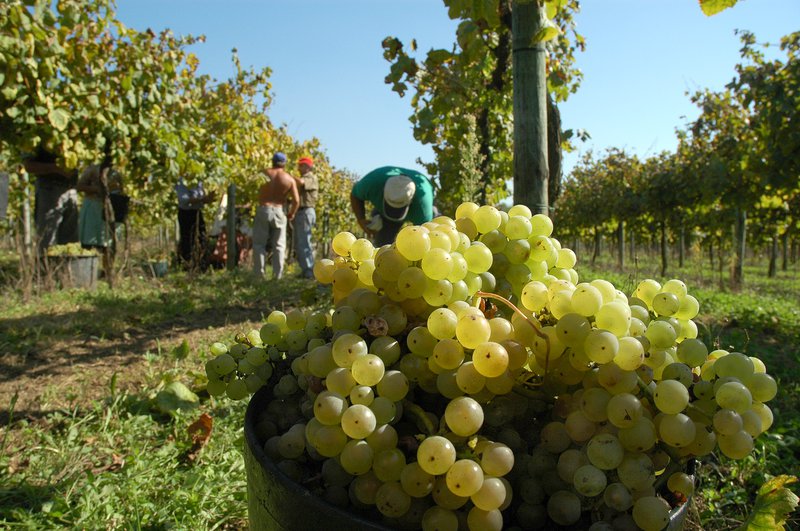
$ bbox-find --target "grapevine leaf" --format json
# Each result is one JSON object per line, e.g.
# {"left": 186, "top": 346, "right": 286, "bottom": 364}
{"left": 737, "top": 475, "right": 799, "bottom": 531}
{"left": 698, "top": 0, "right": 739, "bottom": 16}
{"left": 154, "top": 381, "right": 199, "bottom": 414}
{"left": 48, "top": 107, "right": 69, "bottom": 131}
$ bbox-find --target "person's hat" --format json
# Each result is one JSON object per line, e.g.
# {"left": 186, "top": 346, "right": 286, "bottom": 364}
{"left": 383, "top": 175, "right": 416, "bottom": 221}
{"left": 298, "top": 157, "right": 314, "bottom": 167}
{"left": 272, "top": 152, "right": 287, "bottom": 165}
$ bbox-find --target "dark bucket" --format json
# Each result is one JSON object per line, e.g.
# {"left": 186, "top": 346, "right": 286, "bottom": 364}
{"left": 244, "top": 387, "right": 390, "bottom": 531}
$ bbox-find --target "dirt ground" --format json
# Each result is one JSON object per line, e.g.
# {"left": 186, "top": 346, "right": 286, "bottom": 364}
{"left": 0, "top": 303, "right": 264, "bottom": 424}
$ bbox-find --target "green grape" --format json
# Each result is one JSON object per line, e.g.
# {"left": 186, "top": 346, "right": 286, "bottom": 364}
{"left": 715, "top": 381, "right": 753, "bottom": 413}
{"left": 607, "top": 393, "right": 643, "bottom": 428}
{"left": 618, "top": 417, "right": 657, "bottom": 452}
{"left": 427, "top": 308, "right": 458, "bottom": 339}
{"left": 570, "top": 283, "right": 603, "bottom": 316}
{"left": 375, "top": 248, "right": 410, "bottom": 281}
{"left": 751, "top": 402, "right": 774, "bottom": 431}
{"left": 396, "top": 226, "right": 431, "bottom": 261}
{"left": 206, "top": 378, "right": 227, "bottom": 397}
{"left": 370, "top": 335, "right": 402, "bottom": 366}
{"left": 584, "top": 329, "right": 619, "bottom": 364}
{"left": 463, "top": 242, "right": 493, "bottom": 273}
{"left": 714, "top": 352, "right": 755, "bottom": 380}
{"left": 676, "top": 338, "right": 708, "bottom": 367}
{"left": 471, "top": 342, "right": 510, "bottom": 378}
{"left": 471, "top": 477, "right": 507, "bottom": 511}
{"left": 376, "top": 370, "right": 409, "bottom": 401}
{"left": 350, "top": 237, "right": 375, "bottom": 262}
{"left": 378, "top": 304, "right": 408, "bottom": 336}
{"left": 309, "top": 424, "right": 348, "bottom": 457}
{"left": 351, "top": 354, "right": 385, "bottom": 386}
{"left": 555, "top": 313, "right": 592, "bottom": 351}
{"left": 617, "top": 453, "right": 655, "bottom": 490}
{"left": 565, "top": 409, "right": 596, "bottom": 443}
{"left": 396, "top": 266, "right": 427, "bottom": 299}
{"left": 456, "top": 313, "right": 492, "bottom": 350}
{"left": 209, "top": 342, "right": 228, "bottom": 356}
{"left": 429, "top": 229, "right": 454, "bottom": 252}
{"left": 445, "top": 459, "right": 484, "bottom": 497}
{"left": 331, "top": 305, "right": 361, "bottom": 331}
{"left": 421, "top": 506, "right": 458, "bottom": 531}
{"left": 447, "top": 252, "right": 468, "bottom": 282}
{"left": 332, "top": 231, "right": 357, "bottom": 257}
{"left": 417, "top": 435, "right": 457, "bottom": 475}
{"left": 375, "top": 481, "right": 412, "bottom": 518}
{"left": 349, "top": 385, "right": 375, "bottom": 406}
{"left": 370, "top": 396, "right": 397, "bottom": 424}
{"left": 654, "top": 379, "right": 690, "bottom": 414}
{"left": 325, "top": 367, "right": 357, "bottom": 396}
{"left": 604, "top": 482, "right": 633, "bottom": 512}
{"left": 433, "top": 338, "right": 465, "bottom": 370}
{"left": 436, "top": 370, "right": 464, "bottom": 399}
{"left": 366, "top": 423, "right": 398, "bottom": 452}
{"left": 547, "top": 490, "right": 581, "bottom": 526}
{"left": 339, "top": 439, "right": 374, "bottom": 475}
{"left": 313, "top": 258, "right": 336, "bottom": 284}
{"left": 225, "top": 378, "right": 249, "bottom": 400}
{"left": 505, "top": 215, "right": 532, "bottom": 239}
{"left": 632, "top": 496, "right": 671, "bottom": 531}
{"left": 659, "top": 413, "right": 696, "bottom": 447}
{"left": 456, "top": 361, "right": 486, "bottom": 394}
{"left": 521, "top": 280, "right": 549, "bottom": 312}
{"left": 357, "top": 259, "right": 375, "bottom": 286}
{"left": 667, "top": 472, "right": 695, "bottom": 497}
{"left": 331, "top": 333, "right": 367, "bottom": 368}
{"left": 674, "top": 292, "right": 700, "bottom": 319}
{"left": 314, "top": 390, "right": 347, "bottom": 425}
{"left": 634, "top": 279, "right": 662, "bottom": 308}
{"left": 480, "top": 230, "right": 508, "bottom": 253}
{"left": 540, "top": 421, "right": 571, "bottom": 454}
{"left": 407, "top": 326, "right": 438, "bottom": 357}
{"left": 718, "top": 429, "right": 755, "bottom": 459}
{"left": 586, "top": 433, "right": 624, "bottom": 470}
{"left": 652, "top": 291, "right": 680, "bottom": 316}
{"left": 556, "top": 248, "right": 577, "bottom": 269}
{"left": 445, "top": 396, "right": 485, "bottom": 436}
{"left": 573, "top": 464, "right": 607, "bottom": 497}
{"left": 266, "top": 310, "right": 288, "bottom": 330}
{"left": 473, "top": 205, "right": 502, "bottom": 234}
{"left": 645, "top": 320, "right": 677, "bottom": 349}
{"left": 373, "top": 448, "right": 406, "bottom": 483}
{"left": 505, "top": 238, "right": 531, "bottom": 264}
{"left": 421, "top": 248, "right": 454, "bottom": 280}
{"left": 595, "top": 301, "right": 631, "bottom": 337}
{"left": 530, "top": 213, "right": 553, "bottom": 237}
{"left": 423, "top": 277, "right": 454, "bottom": 307}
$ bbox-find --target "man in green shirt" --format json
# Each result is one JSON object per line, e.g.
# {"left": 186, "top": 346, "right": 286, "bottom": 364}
{"left": 350, "top": 166, "right": 434, "bottom": 246}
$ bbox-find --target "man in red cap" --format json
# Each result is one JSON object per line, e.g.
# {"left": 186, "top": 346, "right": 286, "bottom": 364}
{"left": 292, "top": 156, "right": 318, "bottom": 278}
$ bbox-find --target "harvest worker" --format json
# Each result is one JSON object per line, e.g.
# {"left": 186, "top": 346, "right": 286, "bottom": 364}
{"left": 252, "top": 152, "right": 299, "bottom": 280}
{"left": 350, "top": 166, "right": 434, "bottom": 246}
{"left": 292, "top": 156, "right": 318, "bottom": 279}
{"left": 175, "top": 177, "right": 216, "bottom": 271}
{"left": 23, "top": 148, "right": 79, "bottom": 254}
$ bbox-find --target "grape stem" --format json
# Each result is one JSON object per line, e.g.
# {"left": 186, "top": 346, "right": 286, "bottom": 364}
{"left": 476, "top": 291, "right": 551, "bottom": 380}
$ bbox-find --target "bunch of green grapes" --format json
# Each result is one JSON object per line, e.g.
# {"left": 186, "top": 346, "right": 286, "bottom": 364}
{"left": 202, "top": 200, "right": 778, "bottom": 531}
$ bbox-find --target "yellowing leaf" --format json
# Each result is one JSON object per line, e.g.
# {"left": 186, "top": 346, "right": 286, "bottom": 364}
{"left": 737, "top": 475, "right": 799, "bottom": 531}
{"left": 48, "top": 107, "right": 69, "bottom": 131}
{"left": 699, "top": 0, "right": 739, "bottom": 16}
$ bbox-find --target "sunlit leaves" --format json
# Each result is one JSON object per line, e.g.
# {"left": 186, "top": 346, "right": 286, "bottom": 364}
{"left": 698, "top": 0, "right": 739, "bottom": 17}
{"left": 737, "top": 475, "right": 799, "bottom": 531}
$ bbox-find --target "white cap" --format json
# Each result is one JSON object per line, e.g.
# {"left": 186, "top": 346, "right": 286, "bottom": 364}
{"left": 383, "top": 175, "right": 416, "bottom": 221}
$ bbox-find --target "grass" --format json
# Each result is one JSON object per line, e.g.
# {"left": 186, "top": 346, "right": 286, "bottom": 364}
{"left": 1, "top": 248, "right": 798, "bottom": 529}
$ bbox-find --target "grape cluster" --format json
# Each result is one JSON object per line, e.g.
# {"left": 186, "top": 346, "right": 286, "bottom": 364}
{"left": 202, "top": 201, "right": 777, "bottom": 531}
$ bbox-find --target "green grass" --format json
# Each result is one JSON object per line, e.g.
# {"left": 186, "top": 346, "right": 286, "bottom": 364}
{"left": 1, "top": 391, "right": 249, "bottom": 529}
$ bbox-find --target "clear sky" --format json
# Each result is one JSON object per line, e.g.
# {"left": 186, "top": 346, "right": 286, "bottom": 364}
{"left": 115, "top": 0, "right": 799, "bottom": 178}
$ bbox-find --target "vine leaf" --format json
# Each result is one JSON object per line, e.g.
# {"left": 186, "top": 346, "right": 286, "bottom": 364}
{"left": 698, "top": 0, "right": 738, "bottom": 16}
{"left": 737, "top": 475, "right": 799, "bottom": 531}
{"left": 48, "top": 108, "right": 70, "bottom": 131}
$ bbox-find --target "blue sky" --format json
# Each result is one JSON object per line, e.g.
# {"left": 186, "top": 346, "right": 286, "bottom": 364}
{"left": 115, "top": 0, "right": 799, "bottom": 178}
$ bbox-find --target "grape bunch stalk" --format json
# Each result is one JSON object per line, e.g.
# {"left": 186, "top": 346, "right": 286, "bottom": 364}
{"left": 203, "top": 201, "right": 778, "bottom": 531}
